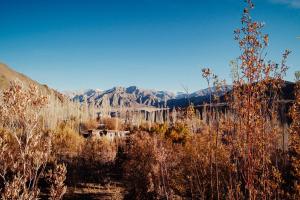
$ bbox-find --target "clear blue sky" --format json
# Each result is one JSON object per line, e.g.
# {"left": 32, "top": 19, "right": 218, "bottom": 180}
{"left": 0, "top": 0, "right": 299, "bottom": 92}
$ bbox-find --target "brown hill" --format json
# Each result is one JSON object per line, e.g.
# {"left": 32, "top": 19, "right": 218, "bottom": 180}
{"left": 0, "top": 63, "right": 64, "bottom": 101}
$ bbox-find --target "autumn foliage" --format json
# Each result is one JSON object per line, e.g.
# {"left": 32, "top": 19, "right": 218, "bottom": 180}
{"left": 123, "top": 1, "right": 299, "bottom": 199}
{"left": 0, "top": 82, "right": 66, "bottom": 199}
{"left": 0, "top": 0, "right": 299, "bottom": 199}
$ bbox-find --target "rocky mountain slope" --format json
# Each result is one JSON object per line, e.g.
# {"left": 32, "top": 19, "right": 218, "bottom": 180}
{"left": 66, "top": 86, "right": 231, "bottom": 109}
{"left": 68, "top": 82, "right": 295, "bottom": 109}
{"left": 2, "top": 63, "right": 294, "bottom": 110}
{"left": 0, "top": 63, "right": 64, "bottom": 101}
{"left": 167, "top": 86, "right": 231, "bottom": 108}
{"left": 1, "top": 63, "right": 223, "bottom": 109}
{"left": 167, "top": 82, "right": 295, "bottom": 108}
{"left": 69, "top": 86, "right": 176, "bottom": 108}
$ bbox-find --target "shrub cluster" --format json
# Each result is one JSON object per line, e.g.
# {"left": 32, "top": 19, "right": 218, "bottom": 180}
{"left": 0, "top": 82, "right": 67, "bottom": 199}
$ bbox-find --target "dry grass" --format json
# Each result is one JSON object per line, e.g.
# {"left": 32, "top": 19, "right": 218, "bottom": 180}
{"left": 81, "top": 137, "right": 117, "bottom": 164}
{"left": 81, "top": 119, "right": 99, "bottom": 131}
{"left": 101, "top": 117, "right": 124, "bottom": 131}
{"left": 52, "top": 121, "right": 84, "bottom": 157}
{"left": 64, "top": 182, "right": 126, "bottom": 200}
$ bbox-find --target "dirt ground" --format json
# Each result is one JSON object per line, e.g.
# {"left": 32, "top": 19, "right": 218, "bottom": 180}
{"left": 64, "top": 181, "right": 126, "bottom": 200}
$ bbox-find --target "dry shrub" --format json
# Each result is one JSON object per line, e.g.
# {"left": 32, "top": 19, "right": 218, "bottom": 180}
{"left": 124, "top": 126, "right": 232, "bottom": 199}
{"left": 59, "top": 136, "right": 119, "bottom": 188}
{"left": 220, "top": 1, "right": 291, "bottom": 198}
{"left": 165, "top": 122, "right": 191, "bottom": 144}
{"left": 181, "top": 132, "right": 232, "bottom": 199}
{"left": 139, "top": 122, "right": 152, "bottom": 131}
{"left": 124, "top": 132, "right": 172, "bottom": 199}
{"left": 289, "top": 79, "right": 300, "bottom": 198}
{"left": 52, "top": 122, "right": 84, "bottom": 156}
{"left": 81, "top": 119, "right": 99, "bottom": 130}
{"left": 81, "top": 138, "right": 117, "bottom": 164}
{"left": 150, "top": 122, "right": 191, "bottom": 144}
{"left": 0, "top": 81, "right": 66, "bottom": 199}
{"left": 124, "top": 1, "right": 298, "bottom": 199}
{"left": 46, "top": 163, "right": 67, "bottom": 200}
{"left": 101, "top": 117, "right": 123, "bottom": 130}
{"left": 150, "top": 123, "right": 168, "bottom": 135}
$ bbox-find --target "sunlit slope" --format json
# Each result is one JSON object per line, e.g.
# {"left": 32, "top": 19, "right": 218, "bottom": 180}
{"left": 0, "top": 63, "right": 64, "bottom": 100}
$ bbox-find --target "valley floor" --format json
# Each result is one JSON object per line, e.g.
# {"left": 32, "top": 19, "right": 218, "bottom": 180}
{"left": 64, "top": 180, "right": 127, "bottom": 200}
{"left": 62, "top": 160, "right": 128, "bottom": 200}
{"left": 39, "top": 160, "right": 128, "bottom": 200}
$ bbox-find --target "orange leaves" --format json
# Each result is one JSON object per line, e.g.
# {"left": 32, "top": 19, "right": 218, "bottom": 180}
{"left": 0, "top": 81, "right": 67, "bottom": 199}
{"left": 289, "top": 81, "right": 300, "bottom": 197}
{"left": 46, "top": 163, "right": 67, "bottom": 200}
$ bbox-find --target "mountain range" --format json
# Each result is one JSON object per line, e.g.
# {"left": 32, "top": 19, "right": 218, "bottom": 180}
{"left": 64, "top": 81, "right": 295, "bottom": 109}
{"left": 64, "top": 85, "right": 231, "bottom": 109}
{"left": 0, "top": 63, "right": 295, "bottom": 110}
{"left": 1, "top": 63, "right": 225, "bottom": 109}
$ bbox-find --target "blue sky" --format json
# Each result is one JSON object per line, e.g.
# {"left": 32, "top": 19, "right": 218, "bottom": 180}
{"left": 0, "top": 0, "right": 299, "bottom": 92}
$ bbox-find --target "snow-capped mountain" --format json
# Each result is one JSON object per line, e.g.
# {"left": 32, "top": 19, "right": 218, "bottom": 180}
{"left": 62, "top": 89, "right": 102, "bottom": 99}
{"left": 64, "top": 85, "right": 232, "bottom": 108}
{"left": 175, "top": 86, "right": 232, "bottom": 99}
{"left": 65, "top": 86, "right": 176, "bottom": 108}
